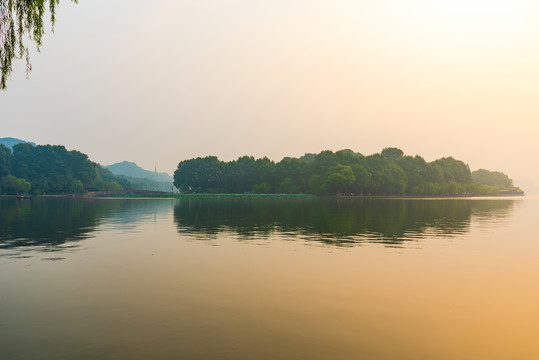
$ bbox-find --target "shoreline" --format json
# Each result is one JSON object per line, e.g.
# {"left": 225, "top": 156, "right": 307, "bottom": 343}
{"left": 1, "top": 193, "right": 525, "bottom": 199}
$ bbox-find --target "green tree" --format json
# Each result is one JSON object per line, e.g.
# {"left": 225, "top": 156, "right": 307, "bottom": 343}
{"left": 1, "top": 174, "right": 20, "bottom": 194}
{"left": 0, "top": 174, "right": 30, "bottom": 194}
{"left": 396, "top": 155, "right": 431, "bottom": 194}
{"left": 381, "top": 147, "right": 404, "bottom": 162}
{"left": 1, "top": 0, "right": 78, "bottom": 89}
{"left": 431, "top": 157, "right": 472, "bottom": 184}
{"left": 19, "top": 177, "right": 31, "bottom": 193}
{"left": 322, "top": 164, "right": 356, "bottom": 195}
{"left": 472, "top": 169, "right": 513, "bottom": 189}
{"left": 69, "top": 179, "right": 84, "bottom": 193}
{"left": 272, "top": 158, "right": 308, "bottom": 192}
{"left": 278, "top": 177, "right": 300, "bottom": 194}
{"left": 351, "top": 163, "right": 370, "bottom": 195}
{"left": 308, "top": 174, "right": 323, "bottom": 195}
{"left": 251, "top": 182, "right": 271, "bottom": 194}
{"left": 174, "top": 156, "right": 222, "bottom": 193}
{"left": 310, "top": 150, "right": 338, "bottom": 175}
{"left": 0, "top": 144, "right": 12, "bottom": 177}
{"left": 95, "top": 180, "right": 122, "bottom": 191}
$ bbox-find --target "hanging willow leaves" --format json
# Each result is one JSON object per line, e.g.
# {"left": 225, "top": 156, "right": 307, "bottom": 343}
{"left": 0, "top": 0, "right": 77, "bottom": 90}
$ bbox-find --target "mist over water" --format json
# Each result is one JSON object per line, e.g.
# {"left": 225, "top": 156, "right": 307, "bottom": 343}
{"left": 1, "top": 197, "right": 537, "bottom": 359}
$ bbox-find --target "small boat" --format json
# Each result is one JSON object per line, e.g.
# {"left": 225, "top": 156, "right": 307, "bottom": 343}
{"left": 16, "top": 194, "right": 32, "bottom": 199}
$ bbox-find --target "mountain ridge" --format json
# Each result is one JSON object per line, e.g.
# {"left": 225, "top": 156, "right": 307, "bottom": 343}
{"left": 0, "top": 137, "right": 36, "bottom": 149}
{"left": 105, "top": 161, "right": 173, "bottom": 182}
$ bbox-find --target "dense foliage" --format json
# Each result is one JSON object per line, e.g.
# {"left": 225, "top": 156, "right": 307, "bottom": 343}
{"left": 174, "top": 148, "right": 523, "bottom": 196}
{"left": 472, "top": 169, "right": 513, "bottom": 188}
{"left": 0, "top": 0, "right": 77, "bottom": 89}
{"left": 0, "top": 143, "right": 126, "bottom": 194}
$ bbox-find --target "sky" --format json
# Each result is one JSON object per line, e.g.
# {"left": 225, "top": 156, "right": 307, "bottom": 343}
{"left": 1, "top": 0, "right": 539, "bottom": 190}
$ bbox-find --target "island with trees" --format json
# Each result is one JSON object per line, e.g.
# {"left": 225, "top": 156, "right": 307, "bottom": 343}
{"left": 173, "top": 148, "right": 524, "bottom": 197}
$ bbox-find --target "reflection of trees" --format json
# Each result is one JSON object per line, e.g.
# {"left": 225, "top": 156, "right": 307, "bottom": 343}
{"left": 0, "top": 197, "right": 517, "bottom": 253}
{"left": 0, "top": 198, "right": 172, "bottom": 253}
{"left": 0, "top": 197, "right": 172, "bottom": 254}
{"left": 0, "top": 198, "right": 119, "bottom": 251}
{"left": 173, "top": 198, "right": 514, "bottom": 245}
{"left": 0, "top": 198, "right": 170, "bottom": 251}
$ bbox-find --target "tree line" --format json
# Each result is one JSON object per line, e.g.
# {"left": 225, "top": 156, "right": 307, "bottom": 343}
{"left": 0, "top": 143, "right": 127, "bottom": 195}
{"left": 173, "top": 148, "right": 523, "bottom": 196}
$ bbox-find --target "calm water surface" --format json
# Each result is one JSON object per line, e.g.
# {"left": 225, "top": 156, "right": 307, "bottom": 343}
{"left": 0, "top": 197, "right": 538, "bottom": 359}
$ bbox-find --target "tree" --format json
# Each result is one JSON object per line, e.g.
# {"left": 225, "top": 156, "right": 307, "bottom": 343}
{"left": 272, "top": 158, "right": 308, "bottom": 192}
{"left": 472, "top": 169, "right": 513, "bottom": 189}
{"left": 0, "top": 174, "right": 31, "bottom": 194}
{"left": 322, "top": 164, "right": 356, "bottom": 195}
{"left": 174, "top": 156, "right": 222, "bottom": 193}
{"left": 19, "top": 177, "right": 31, "bottom": 193}
{"left": 251, "top": 182, "right": 271, "bottom": 194}
{"left": 396, "top": 155, "right": 431, "bottom": 194}
{"left": 1, "top": 174, "right": 21, "bottom": 193}
{"left": 0, "top": 144, "right": 12, "bottom": 177}
{"left": 278, "top": 177, "right": 300, "bottom": 194}
{"left": 1, "top": 0, "right": 78, "bottom": 89}
{"left": 69, "top": 179, "right": 84, "bottom": 193}
{"left": 381, "top": 147, "right": 404, "bottom": 162}
{"left": 95, "top": 179, "right": 122, "bottom": 191}
{"left": 308, "top": 174, "right": 323, "bottom": 195}
{"left": 431, "top": 157, "right": 472, "bottom": 184}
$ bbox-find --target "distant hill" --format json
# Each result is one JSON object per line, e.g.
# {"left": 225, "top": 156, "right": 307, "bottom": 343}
{"left": 0, "top": 137, "right": 36, "bottom": 149}
{"left": 105, "top": 161, "right": 173, "bottom": 182}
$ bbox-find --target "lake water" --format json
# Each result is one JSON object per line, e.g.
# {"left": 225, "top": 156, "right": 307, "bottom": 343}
{"left": 1, "top": 197, "right": 538, "bottom": 359}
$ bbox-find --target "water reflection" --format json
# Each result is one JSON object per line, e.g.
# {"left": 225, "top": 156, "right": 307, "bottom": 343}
{"left": 0, "top": 198, "right": 110, "bottom": 250}
{"left": 0, "top": 198, "right": 517, "bottom": 256}
{"left": 173, "top": 198, "right": 515, "bottom": 245}
{"left": 0, "top": 198, "right": 171, "bottom": 257}
{"left": 0, "top": 197, "right": 532, "bottom": 359}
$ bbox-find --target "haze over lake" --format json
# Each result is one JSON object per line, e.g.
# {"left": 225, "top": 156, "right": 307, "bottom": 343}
{"left": 3, "top": 1, "right": 539, "bottom": 359}
{"left": 1, "top": 197, "right": 538, "bottom": 359}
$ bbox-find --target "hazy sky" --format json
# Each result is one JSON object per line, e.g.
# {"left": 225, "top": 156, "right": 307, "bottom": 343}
{"left": 2, "top": 0, "right": 538, "bottom": 189}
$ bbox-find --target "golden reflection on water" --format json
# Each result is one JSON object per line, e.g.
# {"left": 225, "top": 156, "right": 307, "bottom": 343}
{"left": 0, "top": 198, "right": 538, "bottom": 359}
